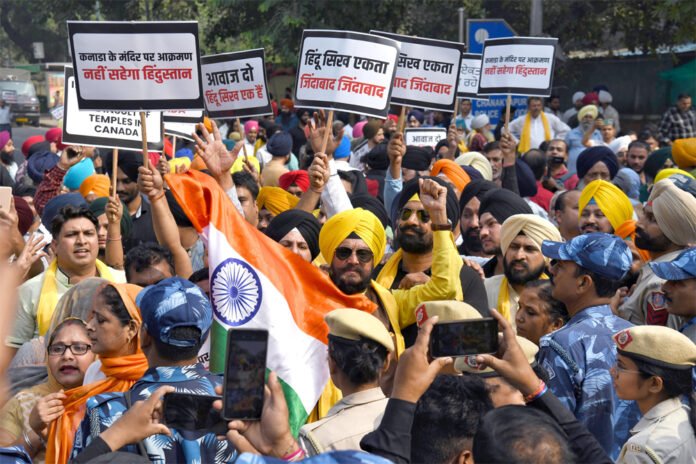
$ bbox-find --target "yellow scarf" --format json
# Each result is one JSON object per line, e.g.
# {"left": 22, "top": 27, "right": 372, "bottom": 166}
{"left": 376, "top": 249, "right": 464, "bottom": 301}
{"left": 36, "top": 260, "right": 115, "bottom": 336}
{"left": 519, "top": 112, "right": 551, "bottom": 153}
{"left": 497, "top": 272, "right": 549, "bottom": 322}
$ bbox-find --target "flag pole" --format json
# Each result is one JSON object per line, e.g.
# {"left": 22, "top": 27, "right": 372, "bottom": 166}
{"left": 140, "top": 111, "right": 149, "bottom": 170}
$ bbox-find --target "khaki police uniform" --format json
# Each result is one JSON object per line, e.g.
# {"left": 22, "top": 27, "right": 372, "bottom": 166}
{"left": 299, "top": 387, "right": 388, "bottom": 455}
{"left": 619, "top": 250, "right": 684, "bottom": 330}
{"left": 617, "top": 397, "right": 696, "bottom": 464}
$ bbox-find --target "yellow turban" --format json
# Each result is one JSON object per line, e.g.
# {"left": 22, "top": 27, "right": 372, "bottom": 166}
{"left": 79, "top": 174, "right": 110, "bottom": 199}
{"left": 256, "top": 186, "right": 299, "bottom": 216}
{"left": 319, "top": 208, "right": 386, "bottom": 264}
{"left": 649, "top": 179, "right": 696, "bottom": 246}
{"left": 578, "top": 104, "right": 598, "bottom": 121}
{"left": 168, "top": 157, "right": 191, "bottom": 174}
{"left": 500, "top": 214, "right": 561, "bottom": 262}
{"left": 231, "top": 154, "right": 261, "bottom": 174}
{"left": 579, "top": 179, "right": 634, "bottom": 231}
{"left": 455, "top": 151, "right": 493, "bottom": 181}
{"left": 672, "top": 138, "right": 696, "bottom": 170}
{"left": 654, "top": 167, "right": 695, "bottom": 184}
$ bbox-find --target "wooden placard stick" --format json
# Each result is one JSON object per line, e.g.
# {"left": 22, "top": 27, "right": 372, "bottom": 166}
{"left": 397, "top": 106, "right": 407, "bottom": 133}
{"left": 111, "top": 148, "right": 118, "bottom": 199}
{"left": 172, "top": 135, "right": 177, "bottom": 157}
{"left": 140, "top": 111, "right": 149, "bottom": 170}
{"left": 320, "top": 110, "right": 334, "bottom": 154}
{"left": 504, "top": 94, "right": 512, "bottom": 134}
{"left": 453, "top": 97, "right": 460, "bottom": 122}
{"left": 237, "top": 117, "right": 249, "bottom": 158}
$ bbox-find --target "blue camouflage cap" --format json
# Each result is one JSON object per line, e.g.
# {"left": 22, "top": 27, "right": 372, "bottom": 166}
{"left": 649, "top": 247, "right": 696, "bottom": 281}
{"left": 542, "top": 232, "right": 632, "bottom": 281}
{"left": 136, "top": 276, "right": 212, "bottom": 348}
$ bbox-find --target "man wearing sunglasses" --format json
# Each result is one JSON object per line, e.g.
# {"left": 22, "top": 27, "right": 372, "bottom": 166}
{"left": 376, "top": 176, "right": 489, "bottom": 346}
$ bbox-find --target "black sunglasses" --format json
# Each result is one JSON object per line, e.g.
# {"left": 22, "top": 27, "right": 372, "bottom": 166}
{"left": 400, "top": 208, "right": 430, "bottom": 223}
{"left": 334, "top": 247, "right": 374, "bottom": 264}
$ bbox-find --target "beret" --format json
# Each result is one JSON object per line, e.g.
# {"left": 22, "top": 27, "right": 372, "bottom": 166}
{"left": 614, "top": 325, "right": 696, "bottom": 369}
{"left": 414, "top": 300, "right": 481, "bottom": 328}
{"left": 325, "top": 308, "right": 394, "bottom": 352}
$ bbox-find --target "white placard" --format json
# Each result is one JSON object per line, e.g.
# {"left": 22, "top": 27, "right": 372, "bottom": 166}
{"left": 457, "top": 53, "right": 485, "bottom": 99}
{"left": 201, "top": 49, "right": 272, "bottom": 119}
{"left": 68, "top": 21, "right": 204, "bottom": 110}
{"left": 371, "top": 31, "right": 464, "bottom": 111}
{"left": 294, "top": 30, "right": 399, "bottom": 118}
{"left": 62, "top": 67, "right": 163, "bottom": 151}
{"left": 404, "top": 128, "right": 447, "bottom": 148}
{"left": 478, "top": 37, "right": 558, "bottom": 97}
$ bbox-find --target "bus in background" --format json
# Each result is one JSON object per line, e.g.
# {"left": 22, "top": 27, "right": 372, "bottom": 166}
{"left": 0, "top": 68, "right": 40, "bottom": 126}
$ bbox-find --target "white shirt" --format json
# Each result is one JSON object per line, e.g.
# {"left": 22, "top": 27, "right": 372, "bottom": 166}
{"left": 509, "top": 112, "right": 570, "bottom": 149}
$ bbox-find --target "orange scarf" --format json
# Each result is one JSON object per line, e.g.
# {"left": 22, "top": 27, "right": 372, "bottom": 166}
{"left": 45, "top": 283, "right": 148, "bottom": 464}
{"left": 615, "top": 219, "right": 651, "bottom": 263}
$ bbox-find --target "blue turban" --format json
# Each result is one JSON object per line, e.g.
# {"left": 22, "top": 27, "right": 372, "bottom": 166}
{"left": 63, "top": 158, "right": 95, "bottom": 190}
{"left": 266, "top": 131, "right": 293, "bottom": 157}
{"left": 27, "top": 151, "right": 59, "bottom": 184}
{"left": 334, "top": 135, "right": 351, "bottom": 160}
{"left": 576, "top": 146, "right": 619, "bottom": 181}
{"left": 41, "top": 193, "right": 87, "bottom": 229}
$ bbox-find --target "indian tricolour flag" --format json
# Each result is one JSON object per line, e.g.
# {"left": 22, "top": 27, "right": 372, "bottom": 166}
{"left": 167, "top": 170, "right": 377, "bottom": 433}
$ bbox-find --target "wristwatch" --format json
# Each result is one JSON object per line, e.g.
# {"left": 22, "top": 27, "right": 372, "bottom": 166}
{"left": 431, "top": 223, "right": 452, "bottom": 231}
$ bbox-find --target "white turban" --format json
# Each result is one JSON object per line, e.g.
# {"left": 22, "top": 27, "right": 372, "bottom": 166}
{"left": 609, "top": 135, "right": 632, "bottom": 154}
{"left": 455, "top": 151, "right": 493, "bottom": 181}
{"left": 598, "top": 90, "right": 612, "bottom": 104}
{"left": 500, "top": 214, "right": 562, "bottom": 261}
{"left": 649, "top": 180, "right": 696, "bottom": 246}
{"left": 572, "top": 91, "right": 586, "bottom": 103}
{"left": 578, "top": 105, "right": 599, "bottom": 121}
{"left": 471, "top": 114, "right": 490, "bottom": 130}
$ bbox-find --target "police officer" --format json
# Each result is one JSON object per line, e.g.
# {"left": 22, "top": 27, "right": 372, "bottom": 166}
{"left": 299, "top": 308, "right": 393, "bottom": 454}
{"left": 612, "top": 325, "right": 696, "bottom": 463}
{"left": 650, "top": 247, "right": 696, "bottom": 342}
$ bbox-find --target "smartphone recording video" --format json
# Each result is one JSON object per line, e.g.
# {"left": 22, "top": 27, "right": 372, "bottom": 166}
{"left": 429, "top": 318, "right": 499, "bottom": 358}
{"left": 162, "top": 393, "right": 226, "bottom": 435}
{"left": 223, "top": 328, "right": 268, "bottom": 420}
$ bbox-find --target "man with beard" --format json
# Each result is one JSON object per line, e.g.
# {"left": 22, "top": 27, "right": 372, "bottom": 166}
{"left": 478, "top": 188, "right": 533, "bottom": 277}
{"left": 625, "top": 140, "right": 650, "bottom": 186}
{"left": 320, "top": 179, "right": 463, "bottom": 359}
{"left": 103, "top": 149, "right": 158, "bottom": 252}
{"left": 619, "top": 180, "right": 696, "bottom": 328}
{"left": 484, "top": 214, "right": 561, "bottom": 325}
{"left": 458, "top": 179, "right": 498, "bottom": 257}
{"left": 565, "top": 105, "right": 604, "bottom": 174}
{"left": 0, "top": 131, "right": 17, "bottom": 181}
{"left": 376, "top": 176, "right": 489, "bottom": 345}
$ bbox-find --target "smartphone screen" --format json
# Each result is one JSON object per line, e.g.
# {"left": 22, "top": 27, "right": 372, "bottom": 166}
{"left": 429, "top": 318, "right": 499, "bottom": 358}
{"left": 162, "top": 393, "right": 227, "bottom": 435}
{"left": 223, "top": 328, "right": 268, "bottom": 420}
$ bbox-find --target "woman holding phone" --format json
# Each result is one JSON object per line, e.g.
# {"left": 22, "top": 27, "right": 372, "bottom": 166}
{"left": 0, "top": 318, "right": 95, "bottom": 463}
{"left": 45, "top": 282, "right": 147, "bottom": 464}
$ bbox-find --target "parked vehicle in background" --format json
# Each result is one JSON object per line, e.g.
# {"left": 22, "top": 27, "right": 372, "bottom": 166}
{"left": 0, "top": 68, "right": 40, "bottom": 126}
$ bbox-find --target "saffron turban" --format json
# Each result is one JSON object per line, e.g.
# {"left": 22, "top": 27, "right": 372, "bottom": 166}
{"left": 672, "top": 138, "right": 696, "bottom": 170}
{"left": 500, "top": 214, "right": 561, "bottom": 259}
{"left": 256, "top": 186, "right": 299, "bottom": 216}
{"left": 578, "top": 180, "right": 633, "bottom": 231}
{"left": 79, "top": 174, "right": 110, "bottom": 199}
{"left": 455, "top": 152, "right": 493, "bottom": 181}
{"left": 649, "top": 179, "right": 696, "bottom": 246}
{"left": 278, "top": 170, "right": 310, "bottom": 192}
{"left": 319, "top": 208, "right": 386, "bottom": 264}
{"left": 430, "top": 159, "right": 471, "bottom": 192}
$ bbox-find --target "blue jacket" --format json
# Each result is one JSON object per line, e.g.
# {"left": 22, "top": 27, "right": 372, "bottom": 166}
{"left": 538, "top": 304, "right": 640, "bottom": 459}
{"left": 70, "top": 364, "right": 236, "bottom": 464}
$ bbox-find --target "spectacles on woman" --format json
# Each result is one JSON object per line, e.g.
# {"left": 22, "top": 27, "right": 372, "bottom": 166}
{"left": 47, "top": 343, "right": 92, "bottom": 356}
{"left": 610, "top": 363, "right": 642, "bottom": 376}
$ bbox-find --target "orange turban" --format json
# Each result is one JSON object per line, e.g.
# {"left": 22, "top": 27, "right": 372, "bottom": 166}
{"left": 256, "top": 186, "right": 299, "bottom": 216}
{"left": 672, "top": 138, "right": 696, "bottom": 170}
{"left": 430, "top": 159, "right": 471, "bottom": 192}
{"left": 79, "top": 174, "right": 110, "bottom": 200}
